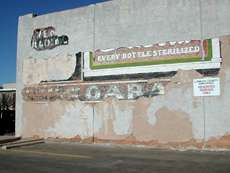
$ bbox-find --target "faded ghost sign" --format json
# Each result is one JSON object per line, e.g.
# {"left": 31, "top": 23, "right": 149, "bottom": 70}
{"left": 31, "top": 26, "right": 69, "bottom": 51}
{"left": 91, "top": 39, "right": 212, "bottom": 69}
{"left": 22, "top": 80, "right": 166, "bottom": 102}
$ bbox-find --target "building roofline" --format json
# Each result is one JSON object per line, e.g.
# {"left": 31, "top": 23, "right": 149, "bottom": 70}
{"left": 0, "top": 89, "right": 16, "bottom": 92}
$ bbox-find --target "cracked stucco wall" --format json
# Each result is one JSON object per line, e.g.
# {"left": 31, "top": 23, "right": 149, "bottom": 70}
{"left": 19, "top": 37, "right": 230, "bottom": 148}
{"left": 17, "top": 0, "right": 230, "bottom": 149}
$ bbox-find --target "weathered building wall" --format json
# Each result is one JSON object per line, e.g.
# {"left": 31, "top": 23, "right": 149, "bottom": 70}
{"left": 17, "top": 0, "right": 230, "bottom": 149}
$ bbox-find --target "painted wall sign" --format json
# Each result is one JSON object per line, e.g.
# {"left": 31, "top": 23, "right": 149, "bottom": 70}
{"left": 31, "top": 26, "right": 69, "bottom": 51}
{"left": 22, "top": 81, "right": 166, "bottom": 102}
{"left": 91, "top": 39, "right": 212, "bottom": 69}
{"left": 193, "top": 77, "right": 220, "bottom": 96}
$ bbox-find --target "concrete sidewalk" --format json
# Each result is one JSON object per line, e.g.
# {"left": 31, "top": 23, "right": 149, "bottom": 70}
{"left": 0, "top": 136, "right": 20, "bottom": 144}
{"left": 0, "top": 136, "right": 45, "bottom": 150}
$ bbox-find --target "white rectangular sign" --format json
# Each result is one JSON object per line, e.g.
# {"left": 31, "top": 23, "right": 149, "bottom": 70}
{"left": 193, "top": 77, "right": 220, "bottom": 97}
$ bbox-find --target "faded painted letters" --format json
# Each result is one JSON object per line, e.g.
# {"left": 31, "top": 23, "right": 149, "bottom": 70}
{"left": 31, "top": 26, "right": 69, "bottom": 51}
{"left": 91, "top": 39, "right": 212, "bottom": 69}
{"left": 22, "top": 81, "right": 166, "bottom": 101}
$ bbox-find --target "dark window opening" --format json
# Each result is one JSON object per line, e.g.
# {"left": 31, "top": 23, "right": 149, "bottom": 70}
{"left": 0, "top": 91, "right": 15, "bottom": 136}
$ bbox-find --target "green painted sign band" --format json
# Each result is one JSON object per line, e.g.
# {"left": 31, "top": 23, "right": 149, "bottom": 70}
{"left": 90, "top": 39, "right": 212, "bottom": 69}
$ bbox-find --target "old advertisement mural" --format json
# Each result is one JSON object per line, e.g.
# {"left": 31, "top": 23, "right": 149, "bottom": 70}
{"left": 22, "top": 81, "right": 166, "bottom": 102}
{"left": 91, "top": 39, "right": 212, "bottom": 69}
{"left": 31, "top": 26, "right": 69, "bottom": 51}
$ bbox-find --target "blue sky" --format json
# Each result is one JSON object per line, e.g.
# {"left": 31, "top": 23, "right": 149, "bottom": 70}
{"left": 0, "top": 0, "right": 108, "bottom": 85}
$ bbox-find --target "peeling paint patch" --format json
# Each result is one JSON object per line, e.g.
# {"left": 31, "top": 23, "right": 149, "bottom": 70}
{"left": 94, "top": 99, "right": 133, "bottom": 140}
{"left": 147, "top": 81, "right": 204, "bottom": 140}
{"left": 23, "top": 55, "right": 76, "bottom": 84}
{"left": 46, "top": 101, "right": 93, "bottom": 138}
{"left": 133, "top": 100, "right": 193, "bottom": 143}
{"left": 153, "top": 107, "right": 193, "bottom": 142}
{"left": 23, "top": 101, "right": 51, "bottom": 137}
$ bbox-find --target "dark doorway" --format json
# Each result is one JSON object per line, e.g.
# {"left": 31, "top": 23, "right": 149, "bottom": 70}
{"left": 0, "top": 91, "right": 15, "bottom": 135}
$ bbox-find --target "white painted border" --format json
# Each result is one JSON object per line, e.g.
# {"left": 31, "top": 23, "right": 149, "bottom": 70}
{"left": 211, "top": 38, "right": 221, "bottom": 62}
{"left": 83, "top": 38, "right": 221, "bottom": 77}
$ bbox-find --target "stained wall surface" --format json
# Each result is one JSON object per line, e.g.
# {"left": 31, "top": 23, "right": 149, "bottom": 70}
{"left": 17, "top": 0, "right": 230, "bottom": 149}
